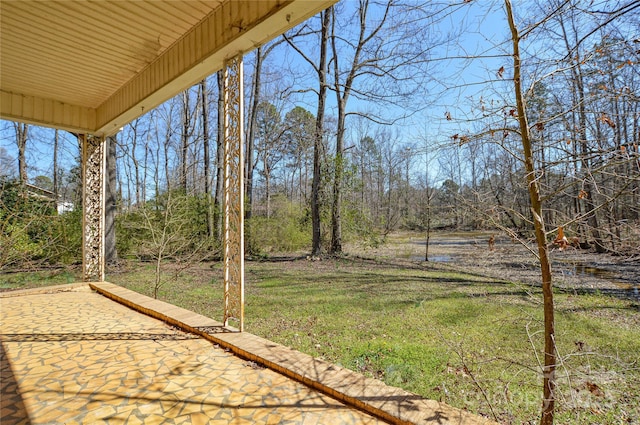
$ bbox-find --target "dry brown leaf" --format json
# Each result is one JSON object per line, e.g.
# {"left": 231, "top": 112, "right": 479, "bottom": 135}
{"left": 586, "top": 381, "right": 605, "bottom": 398}
{"left": 600, "top": 113, "right": 616, "bottom": 129}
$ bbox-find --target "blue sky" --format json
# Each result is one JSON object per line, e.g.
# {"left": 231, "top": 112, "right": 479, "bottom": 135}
{"left": 0, "top": 0, "right": 583, "bottom": 187}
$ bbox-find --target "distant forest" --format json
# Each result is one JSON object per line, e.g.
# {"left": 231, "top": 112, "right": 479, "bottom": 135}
{"left": 1, "top": 0, "right": 638, "bottom": 269}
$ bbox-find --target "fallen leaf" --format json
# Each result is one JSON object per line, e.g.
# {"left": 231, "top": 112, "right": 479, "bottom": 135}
{"left": 446, "top": 365, "right": 470, "bottom": 377}
{"left": 586, "top": 381, "right": 605, "bottom": 398}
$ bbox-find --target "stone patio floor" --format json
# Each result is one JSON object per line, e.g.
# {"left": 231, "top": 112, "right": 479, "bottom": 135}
{"left": 0, "top": 283, "right": 495, "bottom": 424}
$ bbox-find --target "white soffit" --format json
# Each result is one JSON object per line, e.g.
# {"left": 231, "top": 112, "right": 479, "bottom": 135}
{"left": 0, "top": 0, "right": 336, "bottom": 136}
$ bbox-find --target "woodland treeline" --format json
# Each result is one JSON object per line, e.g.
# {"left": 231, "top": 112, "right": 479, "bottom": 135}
{"left": 1, "top": 0, "right": 639, "bottom": 269}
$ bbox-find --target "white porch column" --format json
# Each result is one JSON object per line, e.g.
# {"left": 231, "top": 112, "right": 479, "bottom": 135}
{"left": 81, "top": 134, "right": 106, "bottom": 282}
{"left": 223, "top": 55, "right": 245, "bottom": 331}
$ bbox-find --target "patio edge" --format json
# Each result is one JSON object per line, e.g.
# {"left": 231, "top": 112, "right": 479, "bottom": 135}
{"left": 0, "top": 282, "right": 89, "bottom": 298}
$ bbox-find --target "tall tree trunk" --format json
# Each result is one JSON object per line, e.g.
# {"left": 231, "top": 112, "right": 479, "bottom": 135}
{"left": 142, "top": 136, "right": 148, "bottom": 203}
{"left": 385, "top": 168, "right": 392, "bottom": 234}
{"left": 201, "top": 78, "right": 214, "bottom": 238}
{"left": 558, "top": 14, "right": 606, "bottom": 253}
{"left": 129, "top": 121, "right": 141, "bottom": 207}
{"left": 330, "top": 97, "right": 345, "bottom": 253}
{"left": 265, "top": 160, "right": 271, "bottom": 218}
{"left": 181, "top": 90, "right": 190, "bottom": 193}
{"left": 214, "top": 71, "right": 225, "bottom": 241}
{"left": 53, "top": 129, "right": 59, "bottom": 201}
{"left": 330, "top": 6, "right": 345, "bottom": 254}
{"left": 505, "top": 2, "right": 556, "bottom": 424}
{"left": 163, "top": 124, "right": 171, "bottom": 195}
{"left": 311, "top": 9, "right": 331, "bottom": 256}
{"left": 105, "top": 135, "right": 118, "bottom": 266}
{"left": 15, "top": 123, "right": 28, "bottom": 188}
{"left": 328, "top": 1, "right": 388, "bottom": 253}
{"left": 154, "top": 119, "right": 161, "bottom": 208}
{"left": 246, "top": 46, "right": 262, "bottom": 221}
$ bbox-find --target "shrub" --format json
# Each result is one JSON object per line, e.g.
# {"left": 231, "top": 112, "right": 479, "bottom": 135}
{"left": 247, "top": 196, "right": 310, "bottom": 254}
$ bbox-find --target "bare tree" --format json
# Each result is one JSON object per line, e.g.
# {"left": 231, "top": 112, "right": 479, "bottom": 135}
{"left": 245, "top": 46, "right": 263, "bottom": 221}
{"left": 180, "top": 90, "right": 191, "bottom": 193}
{"left": 505, "top": 2, "right": 557, "bottom": 422}
{"left": 14, "top": 122, "right": 28, "bottom": 187}
{"left": 254, "top": 101, "right": 286, "bottom": 218}
{"left": 328, "top": 1, "right": 394, "bottom": 253}
{"left": 282, "top": 106, "right": 315, "bottom": 204}
{"left": 53, "top": 129, "right": 59, "bottom": 200}
{"left": 284, "top": 8, "right": 332, "bottom": 256}
{"left": 326, "top": 0, "right": 441, "bottom": 253}
{"left": 214, "top": 71, "right": 225, "bottom": 241}
{"left": 105, "top": 134, "right": 118, "bottom": 266}
{"left": 200, "top": 78, "right": 214, "bottom": 238}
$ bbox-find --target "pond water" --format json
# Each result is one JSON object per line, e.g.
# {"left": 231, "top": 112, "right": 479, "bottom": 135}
{"left": 411, "top": 255, "right": 453, "bottom": 263}
{"left": 570, "top": 264, "right": 617, "bottom": 279}
{"left": 557, "top": 262, "right": 640, "bottom": 299}
{"left": 407, "top": 235, "right": 639, "bottom": 300}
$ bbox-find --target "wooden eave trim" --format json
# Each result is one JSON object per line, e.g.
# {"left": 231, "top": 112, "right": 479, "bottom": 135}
{"left": 0, "top": 90, "right": 96, "bottom": 134}
{"left": 95, "top": 0, "right": 335, "bottom": 136}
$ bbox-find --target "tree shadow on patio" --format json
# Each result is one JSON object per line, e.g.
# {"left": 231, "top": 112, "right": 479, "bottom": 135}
{"left": 0, "top": 340, "right": 31, "bottom": 425}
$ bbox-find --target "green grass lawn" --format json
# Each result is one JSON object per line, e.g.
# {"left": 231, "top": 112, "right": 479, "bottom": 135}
{"left": 3, "top": 256, "right": 638, "bottom": 424}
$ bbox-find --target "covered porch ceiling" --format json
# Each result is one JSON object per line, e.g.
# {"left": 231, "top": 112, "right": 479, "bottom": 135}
{"left": 0, "top": 0, "right": 335, "bottom": 136}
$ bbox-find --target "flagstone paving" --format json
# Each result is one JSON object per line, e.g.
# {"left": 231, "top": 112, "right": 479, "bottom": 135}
{"left": 1, "top": 284, "right": 495, "bottom": 425}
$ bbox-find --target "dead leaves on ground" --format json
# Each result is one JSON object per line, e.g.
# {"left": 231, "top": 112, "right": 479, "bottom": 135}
{"left": 446, "top": 363, "right": 471, "bottom": 377}
{"left": 585, "top": 381, "right": 606, "bottom": 398}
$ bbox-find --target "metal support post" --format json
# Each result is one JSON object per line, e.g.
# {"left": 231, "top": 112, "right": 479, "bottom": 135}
{"left": 223, "top": 55, "right": 245, "bottom": 331}
{"left": 81, "top": 134, "right": 106, "bottom": 282}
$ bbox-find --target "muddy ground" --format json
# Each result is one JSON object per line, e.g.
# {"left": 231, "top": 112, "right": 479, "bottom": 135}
{"left": 358, "top": 232, "right": 640, "bottom": 302}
